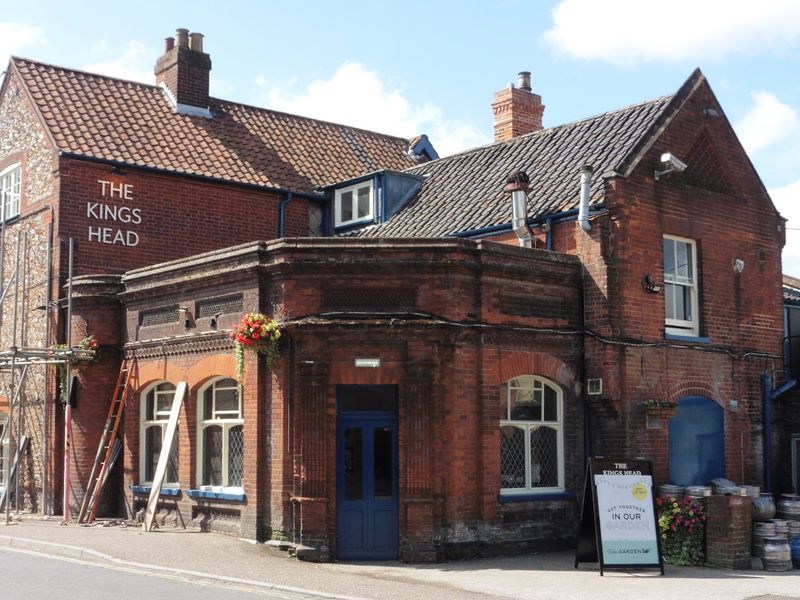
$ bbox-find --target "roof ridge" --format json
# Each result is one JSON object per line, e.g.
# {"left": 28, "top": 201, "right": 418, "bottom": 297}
{"left": 407, "top": 94, "right": 674, "bottom": 170}
{"left": 11, "top": 55, "right": 160, "bottom": 90}
{"left": 13, "top": 55, "right": 418, "bottom": 146}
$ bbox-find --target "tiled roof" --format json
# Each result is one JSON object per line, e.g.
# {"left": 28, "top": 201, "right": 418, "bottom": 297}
{"left": 357, "top": 95, "right": 674, "bottom": 238}
{"left": 784, "top": 275, "right": 800, "bottom": 303}
{"left": 11, "top": 57, "right": 421, "bottom": 193}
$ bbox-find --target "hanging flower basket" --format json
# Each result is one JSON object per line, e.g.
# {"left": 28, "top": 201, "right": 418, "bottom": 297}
{"left": 642, "top": 399, "right": 677, "bottom": 420}
{"left": 51, "top": 336, "right": 98, "bottom": 402}
{"left": 230, "top": 313, "right": 282, "bottom": 383}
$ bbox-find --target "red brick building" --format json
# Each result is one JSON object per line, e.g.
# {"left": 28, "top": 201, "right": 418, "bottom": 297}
{"left": 0, "top": 30, "right": 788, "bottom": 561}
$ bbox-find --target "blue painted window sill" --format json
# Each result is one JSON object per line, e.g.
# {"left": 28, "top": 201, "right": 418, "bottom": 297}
{"left": 186, "top": 489, "right": 246, "bottom": 502}
{"left": 499, "top": 492, "right": 576, "bottom": 503}
{"left": 131, "top": 485, "right": 181, "bottom": 497}
{"left": 665, "top": 333, "right": 710, "bottom": 344}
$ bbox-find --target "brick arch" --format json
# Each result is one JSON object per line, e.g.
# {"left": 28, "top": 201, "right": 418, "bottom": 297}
{"left": 494, "top": 350, "right": 576, "bottom": 391}
{"left": 134, "top": 353, "right": 236, "bottom": 394}
{"left": 666, "top": 380, "right": 719, "bottom": 405}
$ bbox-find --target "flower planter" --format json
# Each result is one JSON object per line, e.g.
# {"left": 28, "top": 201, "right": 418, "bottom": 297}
{"left": 646, "top": 407, "right": 676, "bottom": 420}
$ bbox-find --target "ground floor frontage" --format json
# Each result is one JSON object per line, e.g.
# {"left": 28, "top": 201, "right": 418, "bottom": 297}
{"left": 38, "top": 238, "right": 792, "bottom": 561}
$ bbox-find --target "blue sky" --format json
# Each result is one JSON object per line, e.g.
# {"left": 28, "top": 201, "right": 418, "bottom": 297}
{"left": 3, "top": 0, "right": 800, "bottom": 274}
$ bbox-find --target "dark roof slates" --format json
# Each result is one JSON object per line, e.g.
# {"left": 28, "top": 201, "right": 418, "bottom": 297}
{"left": 358, "top": 95, "right": 673, "bottom": 238}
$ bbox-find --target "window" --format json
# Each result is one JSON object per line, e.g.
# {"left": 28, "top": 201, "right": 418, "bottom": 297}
{"left": 0, "top": 412, "right": 8, "bottom": 491}
{"left": 334, "top": 181, "right": 373, "bottom": 228}
{"left": 139, "top": 382, "right": 179, "bottom": 486}
{"left": 0, "top": 164, "right": 21, "bottom": 222}
{"left": 197, "top": 378, "right": 243, "bottom": 490}
{"left": 500, "top": 376, "right": 564, "bottom": 494}
{"left": 664, "top": 236, "right": 699, "bottom": 336}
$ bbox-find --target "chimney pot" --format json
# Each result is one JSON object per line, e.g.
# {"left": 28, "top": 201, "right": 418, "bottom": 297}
{"left": 175, "top": 28, "right": 189, "bottom": 48}
{"left": 164, "top": 37, "right": 175, "bottom": 52}
{"left": 517, "top": 71, "right": 532, "bottom": 92}
{"left": 189, "top": 32, "right": 204, "bottom": 53}
{"left": 156, "top": 28, "right": 212, "bottom": 111}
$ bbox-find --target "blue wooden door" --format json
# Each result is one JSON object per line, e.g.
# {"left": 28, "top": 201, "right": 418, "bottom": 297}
{"left": 668, "top": 396, "right": 724, "bottom": 486}
{"left": 336, "top": 387, "right": 398, "bottom": 560}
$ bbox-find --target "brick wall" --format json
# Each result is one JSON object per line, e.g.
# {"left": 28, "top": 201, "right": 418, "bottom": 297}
{"left": 479, "top": 78, "right": 785, "bottom": 488}
{"left": 706, "top": 494, "right": 752, "bottom": 569}
{"left": 56, "top": 158, "right": 313, "bottom": 277}
{"left": 105, "top": 239, "right": 586, "bottom": 558}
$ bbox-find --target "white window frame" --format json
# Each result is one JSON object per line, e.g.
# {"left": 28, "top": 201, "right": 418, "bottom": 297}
{"left": 664, "top": 235, "right": 699, "bottom": 337}
{"left": 0, "top": 163, "right": 21, "bottom": 222}
{"left": 0, "top": 412, "right": 8, "bottom": 492}
{"left": 500, "top": 375, "right": 564, "bottom": 495}
{"left": 139, "top": 382, "right": 179, "bottom": 487}
{"left": 334, "top": 181, "right": 373, "bottom": 228}
{"left": 196, "top": 377, "right": 244, "bottom": 492}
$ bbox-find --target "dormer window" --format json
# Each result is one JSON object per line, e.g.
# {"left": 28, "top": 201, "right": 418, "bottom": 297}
{"left": 335, "top": 181, "right": 373, "bottom": 228}
{"left": 0, "top": 164, "right": 21, "bottom": 222}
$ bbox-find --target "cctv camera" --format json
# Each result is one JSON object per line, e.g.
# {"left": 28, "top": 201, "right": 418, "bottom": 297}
{"left": 660, "top": 153, "right": 687, "bottom": 172}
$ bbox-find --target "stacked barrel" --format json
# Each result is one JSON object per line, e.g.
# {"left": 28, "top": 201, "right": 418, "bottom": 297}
{"left": 753, "top": 493, "right": 800, "bottom": 571}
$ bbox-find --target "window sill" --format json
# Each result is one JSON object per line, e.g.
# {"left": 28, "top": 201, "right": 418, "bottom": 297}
{"left": 334, "top": 218, "right": 374, "bottom": 232}
{"left": 131, "top": 485, "right": 181, "bottom": 497}
{"left": 498, "top": 492, "right": 575, "bottom": 503}
{"left": 187, "top": 488, "right": 246, "bottom": 502}
{"left": 664, "top": 333, "right": 710, "bottom": 344}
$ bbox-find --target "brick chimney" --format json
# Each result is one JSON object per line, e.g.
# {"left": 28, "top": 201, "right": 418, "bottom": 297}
{"left": 491, "top": 71, "right": 544, "bottom": 142}
{"left": 155, "top": 28, "right": 212, "bottom": 110}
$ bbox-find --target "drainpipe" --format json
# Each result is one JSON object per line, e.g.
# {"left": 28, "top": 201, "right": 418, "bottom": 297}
{"left": 578, "top": 165, "right": 593, "bottom": 232}
{"left": 278, "top": 192, "right": 294, "bottom": 237}
{"left": 761, "top": 373, "right": 797, "bottom": 493}
{"left": 545, "top": 216, "right": 554, "bottom": 251}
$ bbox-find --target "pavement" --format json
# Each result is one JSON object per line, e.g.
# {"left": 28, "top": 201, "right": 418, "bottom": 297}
{"left": 1, "top": 516, "right": 799, "bottom": 600}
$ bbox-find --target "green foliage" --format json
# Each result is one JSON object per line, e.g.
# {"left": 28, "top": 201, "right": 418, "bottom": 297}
{"left": 656, "top": 495, "right": 707, "bottom": 566}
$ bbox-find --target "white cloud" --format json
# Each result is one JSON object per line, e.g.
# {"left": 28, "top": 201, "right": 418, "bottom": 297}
{"left": 256, "top": 63, "right": 488, "bottom": 157}
{"left": 736, "top": 92, "right": 800, "bottom": 154}
{"left": 770, "top": 179, "right": 800, "bottom": 276}
{"left": 82, "top": 41, "right": 154, "bottom": 84}
{"left": 0, "top": 22, "right": 45, "bottom": 66}
{"left": 542, "top": 0, "right": 800, "bottom": 66}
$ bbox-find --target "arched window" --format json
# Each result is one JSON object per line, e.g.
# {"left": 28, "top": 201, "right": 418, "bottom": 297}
{"left": 500, "top": 375, "right": 564, "bottom": 494}
{"left": 197, "top": 378, "right": 243, "bottom": 490}
{"left": 139, "top": 382, "right": 179, "bottom": 486}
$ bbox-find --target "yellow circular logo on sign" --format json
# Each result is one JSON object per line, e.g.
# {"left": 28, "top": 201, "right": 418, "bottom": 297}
{"left": 631, "top": 482, "right": 648, "bottom": 500}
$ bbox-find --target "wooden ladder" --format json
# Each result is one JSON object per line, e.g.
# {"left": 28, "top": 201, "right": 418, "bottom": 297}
{"left": 77, "top": 360, "right": 134, "bottom": 524}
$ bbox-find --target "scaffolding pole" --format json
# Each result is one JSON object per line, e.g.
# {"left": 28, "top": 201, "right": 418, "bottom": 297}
{"left": 42, "top": 219, "right": 53, "bottom": 516}
{"left": 63, "top": 238, "right": 74, "bottom": 523}
{"left": 0, "top": 216, "right": 68, "bottom": 520}
{"left": 13, "top": 230, "right": 21, "bottom": 512}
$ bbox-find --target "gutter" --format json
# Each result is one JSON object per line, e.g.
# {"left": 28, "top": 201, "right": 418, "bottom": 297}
{"left": 449, "top": 206, "right": 605, "bottom": 242}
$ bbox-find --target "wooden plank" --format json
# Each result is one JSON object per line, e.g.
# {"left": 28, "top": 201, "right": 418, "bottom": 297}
{"left": 0, "top": 435, "right": 29, "bottom": 511}
{"left": 143, "top": 381, "right": 186, "bottom": 532}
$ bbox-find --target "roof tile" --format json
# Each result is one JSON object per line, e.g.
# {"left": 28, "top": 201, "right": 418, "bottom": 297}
{"left": 12, "top": 57, "right": 422, "bottom": 193}
{"left": 358, "top": 96, "right": 673, "bottom": 238}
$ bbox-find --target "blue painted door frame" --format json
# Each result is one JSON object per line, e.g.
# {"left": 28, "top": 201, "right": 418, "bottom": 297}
{"left": 336, "top": 399, "right": 398, "bottom": 560}
{"left": 668, "top": 396, "right": 725, "bottom": 486}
